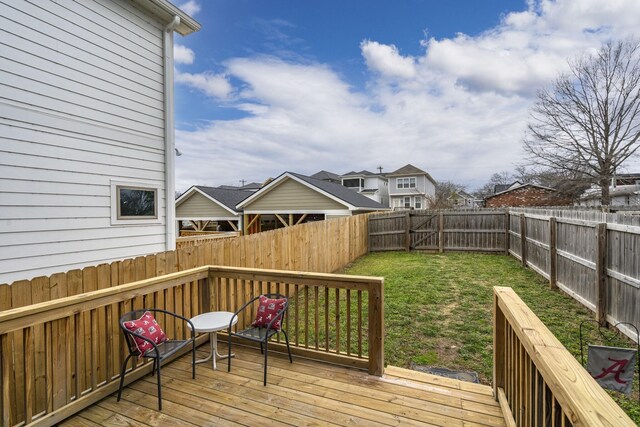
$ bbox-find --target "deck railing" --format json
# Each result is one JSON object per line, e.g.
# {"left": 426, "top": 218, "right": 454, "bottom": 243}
{"left": 0, "top": 265, "right": 383, "bottom": 427}
{"left": 493, "top": 286, "right": 634, "bottom": 426}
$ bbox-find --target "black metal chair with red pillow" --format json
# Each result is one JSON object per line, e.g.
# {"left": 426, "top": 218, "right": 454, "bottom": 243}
{"left": 117, "top": 308, "right": 196, "bottom": 410}
{"left": 227, "top": 293, "right": 293, "bottom": 385}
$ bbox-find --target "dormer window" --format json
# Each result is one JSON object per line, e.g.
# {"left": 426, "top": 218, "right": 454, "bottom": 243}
{"left": 397, "top": 177, "right": 416, "bottom": 189}
{"left": 343, "top": 178, "right": 364, "bottom": 189}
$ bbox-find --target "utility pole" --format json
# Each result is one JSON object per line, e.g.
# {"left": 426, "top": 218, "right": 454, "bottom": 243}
{"left": 239, "top": 179, "right": 246, "bottom": 186}
{"left": 377, "top": 166, "right": 383, "bottom": 174}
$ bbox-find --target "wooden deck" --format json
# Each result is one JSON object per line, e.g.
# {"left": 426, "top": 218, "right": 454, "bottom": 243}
{"left": 61, "top": 343, "right": 505, "bottom": 427}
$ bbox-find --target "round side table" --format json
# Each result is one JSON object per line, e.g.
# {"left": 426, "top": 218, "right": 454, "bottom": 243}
{"left": 189, "top": 311, "right": 238, "bottom": 370}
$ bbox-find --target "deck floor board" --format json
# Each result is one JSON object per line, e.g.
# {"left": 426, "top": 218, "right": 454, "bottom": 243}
{"left": 62, "top": 343, "right": 505, "bottom": 427}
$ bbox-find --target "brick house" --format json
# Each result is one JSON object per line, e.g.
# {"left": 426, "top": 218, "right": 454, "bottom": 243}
{"left": 484, "top": 184, "right": 572, "bottom": 207}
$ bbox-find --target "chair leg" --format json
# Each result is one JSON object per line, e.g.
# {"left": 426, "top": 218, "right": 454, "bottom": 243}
{"left": 263, "top": 339, "right": 268, "bottom": 386}
{"left": 281, "top": 329, "right": 293, "bottom": 363}
{"left": 192, "top": 338, "right": 196, "bottom": 379}
{"left": 260, "top": 342, "right": 264, "bottom": 354}
{"left": 117, "top": 354, "right": 133, "bottom": 402}
{"left": 151, "top": 359, "right": 156, "bottom": 377}
{"left": 156, "top": 358, "right": 162, "bottom": 411}
{"left": 227, "top": 334, "right": 232, "bottom": 372}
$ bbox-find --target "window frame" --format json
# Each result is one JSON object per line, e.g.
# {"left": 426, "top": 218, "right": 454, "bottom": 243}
{"left": 110, "top": 181, "right": 162, "bottom": 225}
{"left": 397, "top": 177, "right": 417, "bottom": 189}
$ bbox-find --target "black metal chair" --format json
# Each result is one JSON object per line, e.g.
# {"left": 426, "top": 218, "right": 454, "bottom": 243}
{"left": 227, "top": 293, "right": 293, "bottom": 385}
{"left": 117, "top": 308, "right": 196, "bottom": 410}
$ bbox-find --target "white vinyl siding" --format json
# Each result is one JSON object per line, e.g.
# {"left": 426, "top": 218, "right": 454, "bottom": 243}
{"left": 0, "top": 0, "right": 168, "bottom": 284}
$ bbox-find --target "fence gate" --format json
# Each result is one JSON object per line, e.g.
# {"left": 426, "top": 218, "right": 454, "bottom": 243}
{"left": 368, "top": 212, "right": 409, "bottom": 251}
{"left": 409, "top": 212, "right": 439, "bottom": 250}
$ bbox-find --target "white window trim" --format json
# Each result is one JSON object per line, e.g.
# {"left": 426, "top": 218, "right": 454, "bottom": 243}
{"left": 396, "top": 177, "right": 417, "bottom": 189}
{"left": 110, "top": 180, "right": 163, "bottom": 226}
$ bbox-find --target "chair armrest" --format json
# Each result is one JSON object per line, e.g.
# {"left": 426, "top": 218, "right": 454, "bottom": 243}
{"left": 146, "top": 308, "right": 196, "bottom": 340}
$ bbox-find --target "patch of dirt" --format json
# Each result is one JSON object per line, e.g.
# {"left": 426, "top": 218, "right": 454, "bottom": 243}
{"left": 433, "top": 337, "right": 461, "bottom": 366}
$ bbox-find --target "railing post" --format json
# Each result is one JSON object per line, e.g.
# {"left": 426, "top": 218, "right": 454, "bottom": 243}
{"left": 520, "top": 214, "right": 527, "bottom": 266}
{"left": 492, "top": 289, "right": 505, "bottom": 399}
{"left": 549, "top": 217, "right": 557, "bottom": 289}
{"left": 595, "top": 223, "right": 607, "bottom": 326}
{"left": 438, "top": 212, "right": 444, "bottom": 253}
{"left": 368, "top": 279, "right": 384, "bottom": 376}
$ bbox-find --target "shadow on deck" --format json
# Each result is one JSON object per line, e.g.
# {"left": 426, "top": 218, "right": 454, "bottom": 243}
{"left": 62, "top": 342, "right": 505, "bottom": 426}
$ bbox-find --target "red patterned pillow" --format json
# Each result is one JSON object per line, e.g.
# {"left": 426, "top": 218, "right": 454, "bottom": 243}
{"left": 124, "top": 311, "right": 167, "bottom": 357}
{"left": 252, "top": 295, "right": 287, "bottom": 330}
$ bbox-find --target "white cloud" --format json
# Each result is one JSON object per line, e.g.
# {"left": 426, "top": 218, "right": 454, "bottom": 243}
{"left": 178, "top": 0, "right": 200, "bottom": 17}
{"left": 361, "top": 40, "right": 416, "bottom": 79}
{"left": 175, "top": 71, "right": 232, "bottom": 99}
{"left": 174, "top": 44, "right": 195, "bottom": 64}
{"left": 174, "top": 0, "right": 640, "bottom": 192}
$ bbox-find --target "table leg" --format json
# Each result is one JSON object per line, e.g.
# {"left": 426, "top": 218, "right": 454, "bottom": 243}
{"left": 194, "top": 331, "right": 235, "bottom": 370}
{"left": 214, "top": 331, "right": 235, "bottom": 363}
{"left": 194, "top": 333, "right": 214, "bottom": 365}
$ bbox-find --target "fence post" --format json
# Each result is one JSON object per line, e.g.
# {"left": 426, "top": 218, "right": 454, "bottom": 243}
{"left": 405, "top": 211, "right": 411, "bottom": 252}
{"left": 438, "top": 212, "right": 444, "bottom": 253}
{"left": 504, "top": 211, "right": 510, "bottom": 255}
{"left": 368, "top": 279, "right": 384, "bottom": 376}
{"left": 520, "top": 214, "right": 527, "bottom": 266}
{"left": 595, "top": 223, "right": 607, "bottom": 326}
{"left": 549, "top": 217, "right": 557, "bottom": 289}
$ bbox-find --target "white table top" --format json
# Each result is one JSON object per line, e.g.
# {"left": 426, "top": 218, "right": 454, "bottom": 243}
{"left": 189, "top": 311, "right": 237, "bottom": 333}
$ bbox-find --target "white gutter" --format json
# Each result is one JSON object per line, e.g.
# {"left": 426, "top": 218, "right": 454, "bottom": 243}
{"left": 164, "top": 16, "right": 180, "bottom": 250}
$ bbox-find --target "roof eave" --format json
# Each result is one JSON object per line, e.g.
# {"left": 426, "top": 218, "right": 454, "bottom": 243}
{"left": 131, "top": 0, "right": 201, "bottom": 35}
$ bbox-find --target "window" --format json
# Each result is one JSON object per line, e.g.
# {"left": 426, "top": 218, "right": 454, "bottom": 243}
{"left": 343, "top": 178, "right": 364, "bottom": 189}
{"left": 117, "top": 186, "right": 157, "bottom": 219}
{"left": 414, "top": 196, "right": 422, "bottom": 209}
{"left": 396, "top": 177, "right": 417, "bottom": 189}
{"left": 110, "top": 181, "right": 161, "bottom": 225}
{"left": 404, "top": 196, "right": 411, "bottom": 208}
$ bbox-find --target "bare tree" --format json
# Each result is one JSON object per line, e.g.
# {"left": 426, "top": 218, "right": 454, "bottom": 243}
{"left": 427, "top": 180, "right": 466, "bottom": 209}
{"left": 524, "top": 39, "right": 640, "bottom": 205}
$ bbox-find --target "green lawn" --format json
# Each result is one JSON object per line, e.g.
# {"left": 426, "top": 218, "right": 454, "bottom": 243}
{"left": 340, "top": 251, "right": 640, "bottom": 423}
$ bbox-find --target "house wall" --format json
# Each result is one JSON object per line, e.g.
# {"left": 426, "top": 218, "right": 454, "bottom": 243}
{"left": 485, "top": 187, "right": 572, "bottom": 207}
{"left": 362, "top": 176, "right": 389, "bottom": 205}
{"left": 245, "top": 179, "right": 347, "bottom": 211}
{"left": 388, "top": 174, "right": 435, "bottom": 208}
{"left": 0, "top": 0, "right": 170, "bottom": 284}
{"left": 176, "top": 192, "right": 234, "bottom": 218}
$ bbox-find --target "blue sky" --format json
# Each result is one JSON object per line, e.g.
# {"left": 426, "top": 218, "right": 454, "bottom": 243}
{"left": 171, "top": 0, "right": 640, "bottom": 192}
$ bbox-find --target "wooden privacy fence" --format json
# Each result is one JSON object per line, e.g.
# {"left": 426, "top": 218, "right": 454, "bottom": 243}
{"left": 1, "top": 214, "right": 369, "bottom": 307}
{"left": 0, "top": 265, "right": 384, "bottom": 426}
{"left": 368, "top": 210, "right": 508, "bottom": 253}
{"left": 509, "top": 210, "right": 640, "bottom": 341}
{"left": 493, "top": 286, "right": 634, "bottom": 426}
{"left": 175, "top": 232, "right": 240, "bottom": 249}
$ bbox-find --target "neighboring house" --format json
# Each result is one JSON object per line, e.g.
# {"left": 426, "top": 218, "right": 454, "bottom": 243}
{"left": 236, "top": 172, "right": 387, "bottom": 234}
{"left": 341, "top": 170, "right": 389, "bottom": 206}
{"left": 0, "top": 0, "right": 200, "bottom": 284}
{"left": 175, "top": 186, "right": 253, "bottom": 232}
{"left": 484, "top": 184, "right": 572, "bottom": 207}
{"left": 310, "top": 170, "right": 342, "bottom": 184}
{"left": 579, "top": 183, "right": 640, "bottom": 207}
{"left": 493, "top": 181, "right": 522, "bottom": 194}
{"left": 387, "top": 164, "right": 436, "bottom": 210}
{"left": 449, "top": 191, "right": 476, "bottom": 208}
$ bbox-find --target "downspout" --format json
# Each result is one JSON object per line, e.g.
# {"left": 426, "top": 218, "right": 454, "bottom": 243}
{"left": 163, "top": 16, "right": 180, "bottom": 250}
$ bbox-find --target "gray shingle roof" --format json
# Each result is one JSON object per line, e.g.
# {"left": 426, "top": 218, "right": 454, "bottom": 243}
{"left": 289, "top": 173, "right": 386, "bottom": 209}
{"left": 194, "top": 186, "right": 254, "bottom": 212}
{"left": 310, "top": 170, "right": 341, "bottom": 182}
{"left": 387, "top": 164, "right": 427, "bottom": 176}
